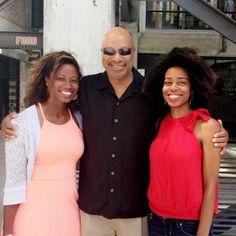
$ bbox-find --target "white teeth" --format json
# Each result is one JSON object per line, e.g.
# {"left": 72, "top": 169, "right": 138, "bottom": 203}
{"left": 61, "top": 91, "right": 72, "bottom": 96}
{"left": 169, "top": 95, "right": 180, "bottom": 99}
{"left": 111, "top": 63, "right": 124, "bottom": 70}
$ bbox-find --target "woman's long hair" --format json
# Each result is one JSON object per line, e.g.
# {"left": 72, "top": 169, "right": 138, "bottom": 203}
{"left": 24, "top": 51, "right": 82, "bottom": 111}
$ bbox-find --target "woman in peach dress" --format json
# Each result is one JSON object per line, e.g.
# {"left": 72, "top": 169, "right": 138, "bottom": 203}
{"left": 2, "top": 51, "right": 84, "bottom": 236}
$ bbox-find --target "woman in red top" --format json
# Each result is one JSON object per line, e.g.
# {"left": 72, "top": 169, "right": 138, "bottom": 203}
{"left": 143, "top": 47, "right": 221, "bottom": 236}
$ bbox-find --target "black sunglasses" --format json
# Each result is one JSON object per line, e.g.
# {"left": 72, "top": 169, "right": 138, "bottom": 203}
{"left": 102, "top": 47, "right": 133, "bottom": 56}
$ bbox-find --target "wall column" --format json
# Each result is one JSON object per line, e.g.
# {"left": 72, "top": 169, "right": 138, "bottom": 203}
{"left": 44, "top": 0, "right": 115, "bottom": 75}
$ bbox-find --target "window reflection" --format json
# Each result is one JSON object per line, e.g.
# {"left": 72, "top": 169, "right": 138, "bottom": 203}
{"left": 146, "top": 0, "right": 236, "bottom": 30}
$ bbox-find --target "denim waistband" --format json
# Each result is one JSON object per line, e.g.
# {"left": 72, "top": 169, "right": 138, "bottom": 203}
{"left": 148, "top": 210, "right": 213, "bottom": 236}
{"left": 148, "top": 210, "right": 199, "bottom": 223}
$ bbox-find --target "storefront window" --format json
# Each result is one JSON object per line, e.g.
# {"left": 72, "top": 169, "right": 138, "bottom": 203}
{"left": 146, "top": 0, "right": 236, "bottom": 30}
{"left": 209, "top": 59, "right": 236, "bottom": 142}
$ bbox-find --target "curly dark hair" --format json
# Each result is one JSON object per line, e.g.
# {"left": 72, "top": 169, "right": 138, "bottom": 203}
{"left": 24, "top": 51, "right": 82, "bottom": 111}
{"left": 143, "top": 47, "right": 217, "bottom": 122}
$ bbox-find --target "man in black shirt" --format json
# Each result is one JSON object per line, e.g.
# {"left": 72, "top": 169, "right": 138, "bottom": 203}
{"left": 79, "top": 27, "right": 152, "bottom": 236}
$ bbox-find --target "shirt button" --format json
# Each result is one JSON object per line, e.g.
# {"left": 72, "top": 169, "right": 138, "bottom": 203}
{"left": 110, "top": 188, "right": 114, "bottom": 193}
{"left": 112, "top": 136, "right": 117, "bottom": 141}
{"left": 111, "top": 153, "right": 116, "bottom": 158}
{"left": 116, "top": 102, "right": 120, "bottom": 106}
{"left": 114, "top": 118, "right": 118, "bottom": 123}
{"left": 110, "top": 171, "right": 115, "bottom": 175}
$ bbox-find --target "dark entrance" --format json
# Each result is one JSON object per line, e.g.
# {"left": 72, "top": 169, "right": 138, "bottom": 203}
{"left": 0, "top": 54, "right": 19, "bottom": 123}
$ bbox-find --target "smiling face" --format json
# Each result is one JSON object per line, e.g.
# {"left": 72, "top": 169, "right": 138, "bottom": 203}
{"left": 46, "top": 63, "right": 79, "bottom": 104}
{"left": 163, "top": 66, "right": 192, "bottom": 115}
{"left": 101, "top": 27, "right": 135, "bottom": 81}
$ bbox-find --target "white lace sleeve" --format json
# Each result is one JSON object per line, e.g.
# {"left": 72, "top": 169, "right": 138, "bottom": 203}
{"left": 3, "top": 116, "right": 29, "bottom": 205}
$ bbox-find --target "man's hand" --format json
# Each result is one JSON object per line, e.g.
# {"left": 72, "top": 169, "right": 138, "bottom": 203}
{"left": 1, "top": 112, "right": 18, "bottom": 141}
{"left": 212, "top": 119, "right": 228, "bottom": 155}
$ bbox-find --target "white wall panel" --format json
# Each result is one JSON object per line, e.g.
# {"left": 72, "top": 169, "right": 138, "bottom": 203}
{"left": 44, "top": 0, "right": 115, "bottom": 75}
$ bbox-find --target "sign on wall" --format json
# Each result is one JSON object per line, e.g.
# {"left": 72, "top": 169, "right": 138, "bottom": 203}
{"left": 0, "top": 31, "right": 43, "bottom": 49}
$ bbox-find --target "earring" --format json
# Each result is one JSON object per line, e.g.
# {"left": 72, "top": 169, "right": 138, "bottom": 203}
{"left": 72, "top": 94, "right": 78, "bottom": 101}
{"left": 190, "top": 93, "right": 193, "bottom": 107}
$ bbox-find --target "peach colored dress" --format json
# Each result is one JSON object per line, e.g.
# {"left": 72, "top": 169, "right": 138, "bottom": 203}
{"left": 13, "top": 104, "right": 84, "bottom": 236}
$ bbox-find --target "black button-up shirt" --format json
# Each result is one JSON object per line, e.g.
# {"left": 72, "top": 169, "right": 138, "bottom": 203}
{"left": 79, "top": 68, "right": 153, "bottom": 218}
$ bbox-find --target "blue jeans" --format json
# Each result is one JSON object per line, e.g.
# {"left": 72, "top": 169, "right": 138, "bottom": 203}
{"left": 148, "top": 211, "right": 214, "bottom": 236}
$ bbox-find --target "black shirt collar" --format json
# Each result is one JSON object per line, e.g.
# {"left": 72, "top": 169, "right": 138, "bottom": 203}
{"left": 96, "top": 67, "right": 143, "bottom": 94}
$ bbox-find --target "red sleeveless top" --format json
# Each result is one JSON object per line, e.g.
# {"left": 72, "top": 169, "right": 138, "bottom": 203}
{"left": 148, "top": 109, "right": 218, "bottom": 220}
